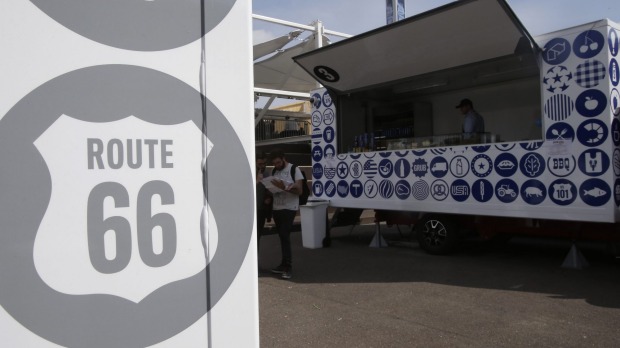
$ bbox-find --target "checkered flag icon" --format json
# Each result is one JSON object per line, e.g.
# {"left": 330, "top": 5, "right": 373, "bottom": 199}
{"left": 575, "top": 60, "right": 606, "bottom": 88}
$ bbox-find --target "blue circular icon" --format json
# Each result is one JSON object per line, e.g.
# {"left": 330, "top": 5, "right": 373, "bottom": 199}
{"left": 519, "top": 152, "right": 545, "bottom": 178}
{"left": 337, "top": 180, "right": 349, "bottom": 197}
{"left": 614, "top": 178, "right": 620, "bottom": 207}
{"left": 324, "top": 144, "right": 336, "bottom": 159}
{"left": 430, "top": 157, "right": 449, "bottom": 178}
{"left": 495, "top": 179, "right": 519, "bottom": 203}
{"left": 544, "top": 94, "right": 574, "bottom": 121}
{"left": 543, "top": 65, "right": 572, "bottom": 94}
{"left": 611, "top": 59, "right": 619, "bottom": 87}
{"left": 494, "top": 153, "right": 518, "bottom": 177}
{"left": 324, "top": 180, "right": 336, "bottom": 197}
{"left": 520, "top": 179, "right": 547, "bottom": 205}
{"left": 412, "top": 180, "right": 430, "bottom": 200}
{"left": 350, "top": 180, "right": 364, "bottom": 198}
{"left": 450, "top": 156, "right": 469, "bottom": 178}
{"left": 312, "top": 145, "right": 323, "bottom": 162}
{"left": 395, "top": 151, "right": 409, "bottom": 157}
{"left": 378, "top": 159, "right": 394, "bottom": 178}
{"left": 312, "top": 181, "right": 324, "bottom": 196}
{"left": 547, "top": 155, "right": 576, "bottom": 177}
{"left": 323, "top": 108, "right": 335, "bottom": 125}
{"left": 364, "top": 180, "right": 378, "bottom": 198}
{"left": 379, "top": 179, "right": 395, "bottom": 199}
{"left": 576, "top": 60, "right": 606, "bottom": 88}
{"left": 379, "top": 152, "right": 393, "bottom": 158}
{"left": 312, "top": 163, "right": 324, "bottom": 179}
{"left": 336, "top": 161, "right": 349, "bottom": 179}
{"left": 363, "top": 159, "right": 378, "bottom": 178}
{"left": 573, "top": 30, "right": 605, "bottom": 58}
{"left": 580, "top": 178, "right": 611, "bottom": 207}
{"left": 578, "top": 149, "right": 610, "bottom": 177}
{"left": 395, "top": 180, "right": 411, "bottom": 200}
{"left": 471, "top": 179, "right": 493, "bottom": 203}
{"left": 495, "top": 143, "right": 516, "bottom": 151}
{"left": 323, "top": 164, "right": 336, "bottom": 180}
{"left": 323, "top": 126, "right": 335, "bottom": 143}
{"left": 430, "top": 179, "right": 449, "bottom": 201}
{"left": 471, "top": 145, "right": 491, "bottom": 153}
{"left": 577, "top": 119, "right": 608, "bottom": 147}
{"left": 520, "top": 141, "right": 544, "bottom": 150}
{"left": 312, "top": 93, "right": 322, "bottom": 109}
{"left": 471, "top": 154, "right": 493, "bottom": 178}
{"left": 549, "top": 179, "right": 577, "bottom": 205}
{"left": 545, "top": 122, "right": 574, "bottom": 141}
{"left": 349, "top": 161, "right": 363, "bottom": 178}
{"left": 322, "top": 90, "right": 333, "bottom": 107}
{"left": 394, "top": 159, "right": 411, "bottom": 178}
{"left": 611, "top": 88, "right": 620, "bottom": 116}
{"left": 613, "top": 119, "right": 620, "bottom": 146}
{"left": 337, "top": 153, "right": 348, "bottom": 160}
{"left": 412, "top": 149, "right": 427, "bottom": 156}
{"left": 450, "top": 179, "right": 470, "bottom": 202}
{"left": 610, "top": 28, "right": 619, "bottom": 57}
{"left": 349, "top": 153, "right": 361, "bottom": 159}
{"left": 312, "top": 127, "right": 322, "bottom": 144}
{"left": 363, "top": 152, "right": 377, "bottom": 158}
{"left": 575, "top": 89, "right": 607, "bottom": 117}
{"left": 412, "top": 158, "right": 429, "bottom": 178}
{"left": 311, "top": 110, "right": 323, "bottom": 127}
{"left": 543, "top": 38, "right": 571, "bottom": 65}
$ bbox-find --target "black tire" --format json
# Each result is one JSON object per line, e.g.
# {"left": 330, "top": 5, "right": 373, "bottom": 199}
{"left": 416, "top": 214, "right": 458, "bottom": 255}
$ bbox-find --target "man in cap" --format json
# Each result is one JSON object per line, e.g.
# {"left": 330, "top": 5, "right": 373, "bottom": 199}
{"left": 456, "top": 98, "right": 485, "bottom": 138}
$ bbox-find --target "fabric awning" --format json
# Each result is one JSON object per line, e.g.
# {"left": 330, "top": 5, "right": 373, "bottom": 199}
{"left": 253, "top": 30, "right": 302, "bottom": 60}
{"left": 293, "top": 0, "right": 538, "bottom": 94}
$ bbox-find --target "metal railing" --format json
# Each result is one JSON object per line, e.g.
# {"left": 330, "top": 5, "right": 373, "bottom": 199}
{"left": 255, "top": 118, "right": 311, "bottom": 141}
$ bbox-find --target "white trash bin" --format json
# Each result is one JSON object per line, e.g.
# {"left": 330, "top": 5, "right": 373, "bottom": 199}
{"left": 299, "top": 200, "right": 329, "bottom": 249}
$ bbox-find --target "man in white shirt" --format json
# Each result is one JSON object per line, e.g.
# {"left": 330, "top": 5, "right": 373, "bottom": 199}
{"left": 268, "top": 148, "right": 303, "bottom": 279}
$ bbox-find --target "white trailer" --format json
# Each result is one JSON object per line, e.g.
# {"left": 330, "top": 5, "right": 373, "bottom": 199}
{"left": 294, "top": 0, "right": 620, "bottom": 254}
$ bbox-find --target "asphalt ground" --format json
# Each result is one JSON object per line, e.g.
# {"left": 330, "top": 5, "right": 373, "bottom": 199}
{"left": 257, "top": 221, "right": 620, "bottom": 348}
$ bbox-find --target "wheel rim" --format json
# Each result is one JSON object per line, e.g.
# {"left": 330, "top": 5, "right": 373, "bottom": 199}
{"left": 421, "top": 219, "right": 448, "bottom": 247}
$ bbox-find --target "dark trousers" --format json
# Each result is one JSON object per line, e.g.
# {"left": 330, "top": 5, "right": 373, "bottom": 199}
{"left": 272, "top": 209, "right": 296, "bottom": 268}
{"left": 256, "top": 209, "right": 267, "bottom": 250}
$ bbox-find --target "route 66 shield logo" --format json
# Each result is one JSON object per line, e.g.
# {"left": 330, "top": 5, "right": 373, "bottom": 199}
{"left": 0, "top": 65, "right": 253, "bottom": 347}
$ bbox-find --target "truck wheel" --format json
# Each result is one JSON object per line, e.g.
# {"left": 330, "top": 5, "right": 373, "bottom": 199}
{"left": 416, "top": 214, "right": 458, "bottom": 255}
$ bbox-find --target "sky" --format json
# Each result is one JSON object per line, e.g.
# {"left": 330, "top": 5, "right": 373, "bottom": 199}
{"left": 252, "top": 0, "right": 620, "bottom": 44}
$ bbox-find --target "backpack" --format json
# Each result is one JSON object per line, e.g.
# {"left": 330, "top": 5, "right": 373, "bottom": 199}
{"left": 273, "top": 164, "right": 310, "bottom": 205}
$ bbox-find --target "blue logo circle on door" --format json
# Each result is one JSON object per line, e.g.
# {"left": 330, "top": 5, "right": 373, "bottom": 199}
{"left": 543, "top": 38, "right": 571, "bottom": 65}
{"left": 450, "top": 179, "right": 470, "bottom": 202}
{"left": 576, "top": 60, "right": 606, "bottom": 88}
{"left": 323, "top": 126, "right": 335, "bottom": 143}
{"left": 471, "top": 179, "right": 493, "bottom": 203}
{"left": 471, "top": 154, "right": 493, "bottom": 177}
{"left": 521, "top": 179, "right": 547, "bottom": 205}
{"left": 580, "top": 178, "right": 611, "bottom": 206}
{"left": 547, "top": 155, "right": 576, "bottom": 177}
{"left": 549, "top": 179, "right": 577, "bottom": 205}
{"left": 337, "top": 180, "right": 349, "bottom": 197}
{"left": 313, "top": 181, "right": 324, "bottom": 196}
{"left": 545, "top": 122, "right": 574, "bottom": 141}
{"left": 336, "top": 161, "right": 349, "bottom": 179}
{"left": 611, "top": 59, "right": 619, "bottom": 87}
{"left": 610, "top": 28, "right": 619, "bottom": 57}
{"left": 349, "top": 161, "right": 363, "bottom": 178}
{"left": 324, "top": 144, "right": 336, "bottom": 159}
{"left": 311, "top": 110, "right": 323, "bottom": 127}
{"left": 614, "top": 178, "right": 620, "bottom": 207}
{"left": 322, "top": 90, "right": 333, "bottom": 107}
{"left": 577, "top": 119, "right": 608, "bottom": 147}
{"left": 412, "top": 180, "right": 430, "bottom": 200}
{"left": 323, "top": 109, "right": 335, "bottom": 125}
{"left": 312, "top": 145, "right": 323, "bottom": 162}
{"left": 430, "top": 180, "right": 449, "bottom": 201}
{"left": 613, "top": 119, "right": 620, "bottom": 146}
{"left": 364, "top": 180, "right": 378, "bottom": 198}
{"left": 350, "top": 179, "right": 364, "bottom": 198}
{"left": 379, "top": 179, "right": 395, "bottom": 199}
{"left": 378, "top": 159, "right": 394, "bottom": 178}
{"left": 543, "top": 66, "right": 572, "bottom": 94}
{"left": 575, "top": 89, "right": 607, "bottom": 117}
{"left": 312, "top": 163, "right": 324, "bottom": 179}
{"left": 324, "top": 180, "right": 336, "bottom": 197}
{"left": 430, "top": 157, "right": 449, "bottom": 178}
{"left": 611, "top": 88, "right": 620, "bottom": 116}
{"left": 394, "top": 158, "right": 411, "bottom": 178}
{"left": 495, "top": 179, "right": 519, "bottom": 203}
{"left": 450, "top": 156, "right": 469, "bottom": 178}
{"left": 520, "top": 152, "right": 545, "bottom": 178}
{"left": 395, "top": 180, "right": 411, "bottom": 200}
{"left": 494, "top": 153, "right": 518, "bottom": 177}
{"left": 578, "top": 149, "right": 610, "bottom": 177}
{"left": 573, "top": 30, "right": 605, "bottom": 58}
{"left": 544, "top": 94, "right": 574, "bottom": 121}
{"left": 312, "top": 127, "right": 322, "bottom": 144}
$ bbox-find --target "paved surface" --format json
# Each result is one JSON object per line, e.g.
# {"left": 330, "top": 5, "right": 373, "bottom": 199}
{"left": 257, "top": 222, "right": 620, "bottom": 347}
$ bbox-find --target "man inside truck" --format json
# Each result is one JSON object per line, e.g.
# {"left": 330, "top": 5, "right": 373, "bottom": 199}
{"left": 456, "top": 98, "right": 485, "bottom": 139}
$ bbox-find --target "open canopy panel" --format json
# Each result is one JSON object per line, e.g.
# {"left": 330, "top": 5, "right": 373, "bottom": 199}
{"left": 293, "top": 0, "right": 538, "bottom": 94}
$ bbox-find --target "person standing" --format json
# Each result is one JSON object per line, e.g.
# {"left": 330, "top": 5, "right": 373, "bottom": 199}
{"left": 268, "top": 148, "right": 303, "bottom": 280}
{"left": 456, "top": 98, "right": 485, "bottom": 139}
{"left": 255, "top": 151, "right": 271, "bottom": 251}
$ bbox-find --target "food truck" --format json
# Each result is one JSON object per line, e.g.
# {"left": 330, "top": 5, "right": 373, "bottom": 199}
{"left": 293, "top": 0, "right": 620, "bottom": 254}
